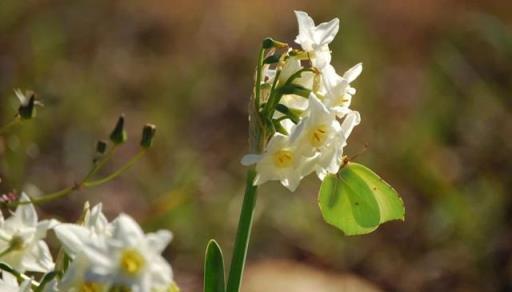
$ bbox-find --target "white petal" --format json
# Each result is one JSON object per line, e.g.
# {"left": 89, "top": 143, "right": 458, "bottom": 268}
{"left": 14, "top": 89, "right": 28, "bottom": 106}
{"left": 86, "top": 203, "right": 111, "bottom": 235}
{"left": 146, "top": 230, "right": 173, "bottom": 254}
{"left": 241, "top": 154, "right": 261, "bottom": 166}
{"left": 279, "top": 56, "right": 302, "bottom": 85}
{"left": 310, "top": 47, "right": 332, "bottom": 69}
{"left": 54, "top": 224, "right": 92, "bottom": 257}
{"left": 282, "top": 175, "right": 301, "bottom": 192}
{"left": 19, "top": 279, "right": 33, "bottom": 292}
{"left": 149, "top": 256, "right": 173, "bottom": 288}
{"left": 343, "top": 63, "right": 363, "bottom": 83}
{"left": 314, "top": 18, "right": 340, "bottom": 47}
{"left": 35, "top": 219, "right": 58, "bottom": 241}
{"left": 340, "top": 110, "right": 361, "bottom": 139}
{"left": 21, "top": 240, "right": 54, "bottom": 273}
{"left": 14, "top": 193, "right": 38, "bottom": 227}
{"left": 264, "top": 133, "right": 289, "bottom": 152}
{"left": 1, "top": 271, "right": 18, "bottom": 286}
{"left": 112, "top": 214, "right": 145, "bottom": 245}
{"left": 294, "top": 11, "right": 316, "bottom": 50}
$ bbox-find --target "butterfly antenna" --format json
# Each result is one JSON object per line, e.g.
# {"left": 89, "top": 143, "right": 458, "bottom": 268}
{"left": 348, "top": 143, "right": 369, "bottom": 162}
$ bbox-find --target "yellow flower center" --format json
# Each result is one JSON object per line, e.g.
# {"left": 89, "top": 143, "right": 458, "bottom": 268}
{"left": 272, "top": 150, "right": 294, "bottom": 168}
{"left": 335, "top": 97, "right": 350, "bottom": 107}
{"left": 119, "top": 248, "right": 145, "bottom": 276}
{"left": 80, "top": 282, "right": 104, "bottom": 292}
{"left": 308, "top": 124, "right": 328, "bottom": 147}
{"left": 9, "top": 235, "right": 25, "bottom": 251}
{"left": 168, "top": 282, "right": 181, "bottom": 292}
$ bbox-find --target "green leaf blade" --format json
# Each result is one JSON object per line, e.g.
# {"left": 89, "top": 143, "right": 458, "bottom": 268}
{"left": 204, "top": 239, "right": 226, "bottom": 292}
{"left": 318, "top": 162, "right": 405, "bottom": 236}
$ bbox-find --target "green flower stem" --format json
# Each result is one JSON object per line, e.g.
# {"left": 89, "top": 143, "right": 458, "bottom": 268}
{"left": 226, "top": 168, "right": 258, "bottom": 292}
{"left": 226, "top": 42, "right": 276, "bottom": 292}
{"left": 262, "top": 69, "right": 282, "bottom": 119}
{"left": 0, "top": 115, "right": 21, "bottom": 135}
{"left": 83, "top": 145, "right": 119, "bottom": 182}
{"left": 11, "top": 149, "right": 145, "bottom": 206}
{"left": 263, "top": 67, "right": 316, "bottom": 122}
{"left": 19, "top": 186, "right": 75, "bottom": 205}
{"left": 83, "top": 150, "right": 145, "bottom": 188}
{"left": 254, "top": 47, "right": 266, "bottom": 109}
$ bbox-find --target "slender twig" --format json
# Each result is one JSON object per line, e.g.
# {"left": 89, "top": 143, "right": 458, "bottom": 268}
{"left": 83, "top": 145, "right": 119, "bottom": 182}
{"left": 11, "top": 149, "right": 145, "bottom": 206}
{"left": 83, "top": 150, "right": 145, "bottom": 188}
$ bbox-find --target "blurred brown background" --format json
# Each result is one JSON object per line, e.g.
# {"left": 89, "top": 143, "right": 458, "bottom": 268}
{"left": 1, "top": 0, "right": 511, "bottom": 291}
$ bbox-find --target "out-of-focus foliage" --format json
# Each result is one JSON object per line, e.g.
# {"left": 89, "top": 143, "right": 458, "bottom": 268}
{"left": 0, "top": 0, "right": 511, "bottom": 291}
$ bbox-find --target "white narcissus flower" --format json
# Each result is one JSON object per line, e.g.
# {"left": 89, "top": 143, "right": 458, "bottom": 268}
{"left": 294, "top": 10, "right": 339, "bottom": 69}
{"left": 313, "top": 110, "right": 361, "bottom": 180}
{"left": 289, "top": 94, "right": 360, "bottom": 180}
{"left": 289, "top": 93, "right": 340, "bottom": 155}
{"left": 0, "top": 271, "right": 32, "bottom": 292}
{"left": 241, "top": 133, "right": 317, "bottom": 191}
{"left": 58, "top": 255, "right": 110, "bottom": 292}
{"left": 54, "top": 203, "right": 112, "bottom": 258}
{"left": 321, "top": 63, "right": 363, "bottom": 118}
{"left": 0, "top": 193, "right": 56, "bottom": 273}
{"left": 56, "top": 214, "right": 174, "bottom": 292}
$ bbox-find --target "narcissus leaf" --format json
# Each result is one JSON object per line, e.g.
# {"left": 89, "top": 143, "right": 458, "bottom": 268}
{"left": 204, "top": 239, "right": 226, "bottom": 292}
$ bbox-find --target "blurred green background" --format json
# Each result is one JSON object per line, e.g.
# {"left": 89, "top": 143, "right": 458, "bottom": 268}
{"left": 1, "top": 0, "right": 511, "bottom": 291}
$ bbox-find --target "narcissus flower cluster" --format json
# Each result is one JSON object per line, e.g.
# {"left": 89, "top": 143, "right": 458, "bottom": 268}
{"left": 242, "top": 11, "right": 362, "bottom": 191}
{"left": 0, "top": 197, "right": 178, "bottom": 292}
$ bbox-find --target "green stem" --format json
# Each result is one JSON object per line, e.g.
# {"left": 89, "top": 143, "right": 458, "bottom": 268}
{"left": 254, "top": 47, "right": 265, "bottom": 109}
{"left": 226, "top": 168, "right": 258, "bottom": 292}
{"left": 12, "top": 150, "right": 145, "bottom": 206}
{"left": 23, "top": 186, "right": 75, "bottom": 205}
{"left": 83, "top": 150, "right": 145, "bottom": 188}
{"left": 83, "top": 145, "right": 118, "bottom": 182}
{"left": 0, "top": 115, "right": 21, "bottom": 135}
{"left": 263, "top": 69, "right": 282, "bottom": 119}
{"left": 225, "top": 41, "right": 275, "bottom": 292}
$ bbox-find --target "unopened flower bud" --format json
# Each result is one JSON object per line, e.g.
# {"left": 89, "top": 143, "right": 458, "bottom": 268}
{"left": 96, "top": 140, "right": 108, "bottom": 154}
{"left": 110, "top": 115, "right": 127, "bottom": 145}
{"left": 18, "top": 93, "right": 36, "bottom": 120}
{"left": 140, "top": 124, "right": 156, "bottom": 149}
{"left": 262, "top": 37, "right": 288, "bottom": 49}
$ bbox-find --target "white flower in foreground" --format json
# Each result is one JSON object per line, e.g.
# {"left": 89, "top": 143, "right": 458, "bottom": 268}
{"left": 0, "top": 193, "right": 55, "bottom": 273}
{"left": 0, "top": 271, "right": 32, "bottom": 292}
{"left": 56, "top": 214, "right": 174, "bottom": 291}
{"left": 58, "top": 255, "right": 109, "bottom": 292}
{"left": 321, "top": 63, "right": 362, "bottom": 118}
{"left": 54, "top": 203, "right": 111, "bottom": 258}
{"left": 242, "top": 133, "right": 317, "bottom": 191}
{"left": 294, "top": 10, "right": 339, "bottom": 69}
